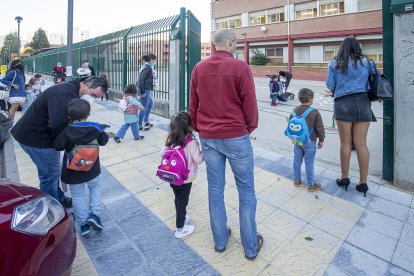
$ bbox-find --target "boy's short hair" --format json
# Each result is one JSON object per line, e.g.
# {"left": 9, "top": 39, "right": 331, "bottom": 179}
{"left": 68, "top": 98, "right": 90, "bottom": 121}
{"left": 270, "top": 74, "right": 278, "bottom": 80}
{"left": 298, "top": 88, "right": 314, "bottom": 104}
{"left": 25, "top": 84, "right": 32, "bottom": 89}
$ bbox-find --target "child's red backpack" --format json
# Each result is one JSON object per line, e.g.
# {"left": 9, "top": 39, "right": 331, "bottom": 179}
{"left": 67, "top": 139, "right": 99, "bottom": 171}
{"left": 156, "top": 137, "right": 194, "bottom": 186}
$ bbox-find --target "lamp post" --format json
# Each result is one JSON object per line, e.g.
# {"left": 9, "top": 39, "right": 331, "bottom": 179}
{"left": 15, "top": 16, "right": 23, "bottom": 58}
{"left": 3, "top": 48, "right": 8, "bottom": 65}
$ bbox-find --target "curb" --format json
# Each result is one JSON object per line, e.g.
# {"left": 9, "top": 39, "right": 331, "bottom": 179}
{"left": 2, "top": 137, "right": 20, "bottom": 182}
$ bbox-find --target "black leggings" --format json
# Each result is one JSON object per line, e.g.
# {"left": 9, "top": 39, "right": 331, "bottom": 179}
{"left": 170, "top": 182, "right": 192, "bottom": 228}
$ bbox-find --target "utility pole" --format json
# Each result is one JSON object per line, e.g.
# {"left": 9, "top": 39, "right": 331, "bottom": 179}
{"left": 66, "top": 0, "right": 74, "bottom": 81}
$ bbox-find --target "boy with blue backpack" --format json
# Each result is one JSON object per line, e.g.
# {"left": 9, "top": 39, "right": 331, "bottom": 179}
{"left": 53, "top": 98, "right": 109, "bottom": 236}
{"left": 285, "top": 88, "right": 325, "bottom": 192}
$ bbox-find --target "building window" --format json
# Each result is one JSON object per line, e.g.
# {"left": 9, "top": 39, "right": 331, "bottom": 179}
{"left": 320, "top": 2, "right": 345, "bottom": 16}
{"left": 295, "top": 1, "right": 318, "bottom": 20}
{"left": 215, "top": 16, "right": 242, "bottom": 30}
{"left": 358, "top": 0, "right": 382, "bottom": 12}
{"left": 366, "top": 53, "right": 383, "bottom": 63}
{"left": 250, "top": 12, "right": 266, "bottom": 26}
{"left": 266, "top": 48, "right": 283, "bottom": 57}
{"left": 267, "top": 7, "right": 285, "bottom": 23}
{"left": 324, "top": 50, "right": 337, "bottom": 62}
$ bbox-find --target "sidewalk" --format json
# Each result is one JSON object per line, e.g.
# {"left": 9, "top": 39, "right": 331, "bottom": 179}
{"left": 11, "top": 93, "right": 414, "bottom": 275}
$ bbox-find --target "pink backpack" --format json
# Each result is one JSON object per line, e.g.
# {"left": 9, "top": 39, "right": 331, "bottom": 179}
{"left": 156, "top": 137, "right": 194, "bottom": 186}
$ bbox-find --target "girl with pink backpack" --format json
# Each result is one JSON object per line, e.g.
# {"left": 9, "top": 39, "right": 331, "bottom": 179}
{"left": 159, "top": 112, "right": 204, "bottom": 238}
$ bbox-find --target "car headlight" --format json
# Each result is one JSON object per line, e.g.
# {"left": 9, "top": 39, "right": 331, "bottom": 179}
{"left": 11, "top": 196, "right": 65, "bottom": 236}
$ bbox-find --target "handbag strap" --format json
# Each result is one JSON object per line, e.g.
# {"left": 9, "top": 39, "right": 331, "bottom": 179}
{"left": 9, "top": 71, "right": 17, "bottom": 87}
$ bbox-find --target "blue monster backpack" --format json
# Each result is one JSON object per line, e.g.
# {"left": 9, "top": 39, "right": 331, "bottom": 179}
{"left": 284, "top": 107, "right": 314, "bottom": 146}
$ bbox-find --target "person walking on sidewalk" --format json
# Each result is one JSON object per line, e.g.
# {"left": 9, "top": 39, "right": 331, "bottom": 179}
{"left": 53, "top": 99, "right": 109, "bottom": 236}
{"left": 160, "top": 112, "right": 204, "bottom": 239}
{"left": 0, "top": 60, "right": 26, "bottom": 119}
{"left": 113, "top": 84, "right": 145, "bottom": 143}
{"left": 137, "top": 54, "right": 155, "bottom": 131}
{"left": 286, "top": 88, "right": 325, "bottom": 192}
{"left": 11, "top": 76, "right": 108, "bottom": 208}
{"left": 189, "top": 29, "right": 263, "bottom": 260}
{"left": 326, "top": 37, "right": 379, "bottom": 197}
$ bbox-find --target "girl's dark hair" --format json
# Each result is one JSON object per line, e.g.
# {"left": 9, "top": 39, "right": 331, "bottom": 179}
{"left": 335, "top": 37, "right": 363, "bottom": 74}
{"left": 166, "top": 112, "right": 193, "bottom": 147}
{"left": 124, "top": 84, "right": 137, "bottom": 95}
{"left": 10, "top": 60, "right": 24, "bottom": 74}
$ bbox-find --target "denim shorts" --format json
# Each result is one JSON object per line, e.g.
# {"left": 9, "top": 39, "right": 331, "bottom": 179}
{"left": 334, "top": 92, "right": 372, "bottom": 122}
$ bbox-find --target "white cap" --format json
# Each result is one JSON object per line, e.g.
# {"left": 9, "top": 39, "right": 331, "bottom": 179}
{"left": 76, "top": 67, "right": 91, "bottom": 77}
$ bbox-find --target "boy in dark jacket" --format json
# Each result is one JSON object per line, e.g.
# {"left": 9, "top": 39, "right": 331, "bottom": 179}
{"left": 54, "top": 99, "right": 109, "bottom": 236}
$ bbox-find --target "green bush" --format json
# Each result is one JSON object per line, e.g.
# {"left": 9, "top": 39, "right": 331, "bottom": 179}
{"left": 250, "top": 50, "right": 269, "bottom": 65}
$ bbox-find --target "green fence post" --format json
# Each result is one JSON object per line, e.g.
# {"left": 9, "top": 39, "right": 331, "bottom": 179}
{"left": 382, "top": 0, "right": 394, "bottom": 181}
{"left": 179, "top": 7, "right": 186, "bottom": 112}
{"left": 122, "top": 27, "right": 134, "bottom": 88}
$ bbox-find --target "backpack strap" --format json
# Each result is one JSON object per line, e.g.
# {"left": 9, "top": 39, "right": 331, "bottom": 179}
{"left": 291, "top": 111, "right": 298, "bottom": 118}
{"left": 301, "top": 107, "right": 314, "bottom": 119}
{"left": 71, "top": 122, "right": 105, "bottom": 132}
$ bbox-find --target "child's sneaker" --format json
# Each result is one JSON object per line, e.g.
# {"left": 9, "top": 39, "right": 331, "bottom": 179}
{"left": 185, "top": 215, "right": 190, "bottom": 225}
{"left": 113, "top": 136, "right": 121, "bottom": 143}
{"left": 293, "top": 180, "right": 301, "bottom": 187}
{"left": 175, "top": 224, "right": 195, "bottom": 239}
{"left": 80, "top": 223, "right": 91, "bottom": 236}
{"left": 307, "top": 183, "right": 321, "bottom": 192}
{"left": 87, "top": 214, "right": 103, "bottom": 231}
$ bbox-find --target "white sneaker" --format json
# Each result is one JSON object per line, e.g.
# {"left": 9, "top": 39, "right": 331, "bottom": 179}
{"left": 185, "top": 215, "right": 190, "bottom": 225}
{"left": 175, "top": 224, "right": 195, "bottom": 239}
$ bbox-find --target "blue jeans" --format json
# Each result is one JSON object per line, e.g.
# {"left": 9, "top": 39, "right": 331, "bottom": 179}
{"left": 20, "top": 144, "right": 65, "bottom": 202}
{"left": 293, "top": 140, "right": 317, "bottom": 185}
{"left": 69, "top": 175, "right": 101, "bottom": 226}
{"left": 116, "top": 122, "right": 140, "bottom": 139}
{"left": 200, "top": 134, "right": 258, "bottom": 258}
{"left": 138, "top": 89, "right": 153, "bottom": 127}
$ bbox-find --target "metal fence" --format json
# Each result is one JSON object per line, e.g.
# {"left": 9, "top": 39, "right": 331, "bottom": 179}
{"left": 22, "top": 15, "right": 183, "bottom": 101}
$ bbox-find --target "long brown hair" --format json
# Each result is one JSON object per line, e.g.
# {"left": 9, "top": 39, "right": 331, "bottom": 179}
{"left": 335, "top": 37, "right": 363, "bottom": 74}
{"left": 165, "top": 112, "right": 193, "bottom": 147}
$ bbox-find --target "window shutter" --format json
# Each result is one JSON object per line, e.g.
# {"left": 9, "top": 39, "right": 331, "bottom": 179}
{"left": 295, "top": 1, "right": 317, "bottom": 11}
{"left": 358, "top": 0, "right": 381, "bottom": 12}
{"left": 319, "top": 0, "right": 343, "bottom": 5}
{"left": 267, "top": 7, "right": 285, "bottom": 14}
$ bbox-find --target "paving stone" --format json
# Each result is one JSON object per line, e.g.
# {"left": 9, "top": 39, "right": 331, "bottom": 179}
{"left": 70, "top": 260, "right": 99, "bottom": 276}
{"left": 372, "top": 186, "right": 413, "bottom": 207}
{"left": 258, "top": 264, "right": 287, "bottom": 276}
{"left": 256, "top": 225, "right": 290, "bottom": 263}
{"left": 256, "top": 200, "right": 277, "bottom": 224}
{"left": 323, "top": 263, "right": 349, "bottom": 276}
{"left": 332, "top": 242, "right": 390, "bottom": 276}
{"left": 257, "top": 187, "right": 293, "bottom": 208}
{"left": 407, "top": 208, "right": 414, "bottom": 225}
{"left": 105, "top": 194, "right": 148, "bottom": 223}
{"left": 292, "top": 225, "right": 343, "bottom": 262}
{"left": 387, "top": 264, "right": 414, "bottom": 276}
{"left": 391, "top": 242, "right": 414, "bottom": 274}
{"left": 271, "top": 243, "right": 327, "bottom": 276}
{"left": 399, "top": 223, "right": 414, "bottom": 248}
{"left": 346, "top": 225, "right": 397, "bottom": 262}
{"left": 280, "top": 196, "right": 323, "bottom": 222}
{"left": 367, "top": 197, "right": 410, "bottom": 222}
{"left": 333, "top": 186, "right": 373, "bottom": 208}
{"left": 261, "top": 209, "right": 307, "bottom": 240}
{"left": 310, "top": 208, "right": 357, "bottom": 240}
{"left": 358, "top": 209, "right": 404, "bottom": 239}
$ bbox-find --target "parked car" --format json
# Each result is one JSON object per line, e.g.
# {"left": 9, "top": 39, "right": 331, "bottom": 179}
{"left": 0, "top": 179, "right": 76, "bottom": 276}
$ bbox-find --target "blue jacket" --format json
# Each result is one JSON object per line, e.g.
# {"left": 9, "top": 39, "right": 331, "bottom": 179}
{"left": 0, "top": 69, "right": 26, "bottom": 98}
{"left": 326, "top": 57, "right": 378, "bottom": 99}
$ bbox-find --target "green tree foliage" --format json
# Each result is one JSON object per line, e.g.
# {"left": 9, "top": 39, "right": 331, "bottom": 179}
{"left": 1, "top": 33, "right": 19, "bottom": 64}
{"left": 250, "top": 49, "right": 269, "bottom": 65}
{"left": 29, "top": 28, "right": 50, "bottom": 50}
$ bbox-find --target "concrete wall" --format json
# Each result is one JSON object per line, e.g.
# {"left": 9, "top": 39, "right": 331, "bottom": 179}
{"left": 393, "top": 12, "right": 414, "bottom": 191}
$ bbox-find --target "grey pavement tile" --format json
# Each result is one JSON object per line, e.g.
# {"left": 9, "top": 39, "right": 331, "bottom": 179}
{"left": 391, "top": 242, "right": 414, "bottom": 274}
{"left": 358, "top": 209, "right": 404, "bottom": 239}
{"left": 318, "top": 176, "right": 341, "bottom": 196}
{"left": 346, "top": 225, "right": 397, "bottom": 262}
{"left": 407, "top": 208, "right": 414, "bottom": 225}
{"left": 323, "top": 264, "right": 350, "bottom": 276}
{"left": 372, "top": 185, "right": 413, "bottom": 207}
{"left": 332, "top": 242, "right": 390, "bottom": 276}
{"left": 399, "top": 223, "right": 414, "bottom": 248}
{"left": 257, "top": 151, "right": 285, "bottom": 162}
{"left": 367, "top": 197, "right": 410, "bottom": 222}
{"left": 387, "top": 265, "right": 414, "bottom": 276}
{"left": 105, "top": 194, "right": 147, "bottom": 223}
{"left": 334, "top": 186, "right": 373, "bottom": 208}
{"left": 411, "top": 197, "right": 414, "bottom": 209}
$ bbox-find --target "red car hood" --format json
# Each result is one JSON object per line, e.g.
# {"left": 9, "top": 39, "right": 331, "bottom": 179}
{"left": 0, "top": 179, "right": 43, "bottom": 209}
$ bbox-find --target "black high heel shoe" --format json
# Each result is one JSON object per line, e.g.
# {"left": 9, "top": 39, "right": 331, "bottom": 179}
{"left": 356, "top": 183, "right": 369, "bottom": 197}
{"left": 336, "top": 178, "right": 350, "bottom": 191}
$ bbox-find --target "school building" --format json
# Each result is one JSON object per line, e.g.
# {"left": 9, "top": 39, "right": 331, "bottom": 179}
{"left": 211, "top": 0, "right": 383, "bottom": 73}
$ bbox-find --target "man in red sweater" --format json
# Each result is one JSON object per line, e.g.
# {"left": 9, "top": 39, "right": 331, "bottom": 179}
{"left": 190, "top": 29, "right": 262, "bottom": 260}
